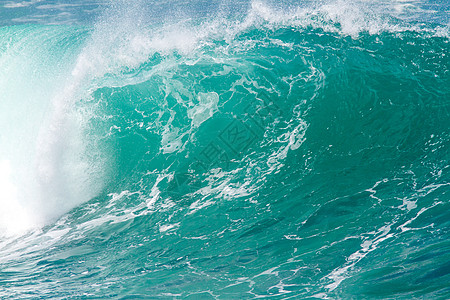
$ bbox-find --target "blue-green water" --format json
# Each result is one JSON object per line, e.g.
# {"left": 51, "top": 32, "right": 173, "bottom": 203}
{"left": 0, "top": 0, "right": 449, "bottom": 299}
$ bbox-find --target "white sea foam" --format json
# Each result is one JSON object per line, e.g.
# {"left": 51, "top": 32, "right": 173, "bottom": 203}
{"left": 188, "top": 92, "right": 219, "bottom": 128}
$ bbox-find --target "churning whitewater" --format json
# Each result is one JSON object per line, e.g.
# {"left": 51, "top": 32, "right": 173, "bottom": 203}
{"left": 0, "top": 0, "right": 449, "bottom": 299}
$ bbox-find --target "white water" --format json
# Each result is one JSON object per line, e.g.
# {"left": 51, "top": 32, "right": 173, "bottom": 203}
{"left": 0, "top": 25, "right": 106, "bottom": 236}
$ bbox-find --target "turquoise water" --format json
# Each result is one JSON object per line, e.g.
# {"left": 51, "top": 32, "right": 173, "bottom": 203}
{"left": 0, "top": 0, "right": 449, "bottom": 299}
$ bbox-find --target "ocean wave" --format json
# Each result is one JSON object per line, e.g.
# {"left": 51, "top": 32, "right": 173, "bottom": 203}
{"left": 0, "top": 1, "right": 449, "bottom": 298}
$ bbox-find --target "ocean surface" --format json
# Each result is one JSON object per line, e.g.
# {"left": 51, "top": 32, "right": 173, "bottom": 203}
{"left": 0, "top": 0, "right": 449, "bottom": 299}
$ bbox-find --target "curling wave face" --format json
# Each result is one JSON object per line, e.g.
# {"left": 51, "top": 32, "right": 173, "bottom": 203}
{"left": 0, "top": 0, "right": 449, "bottom": 298}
